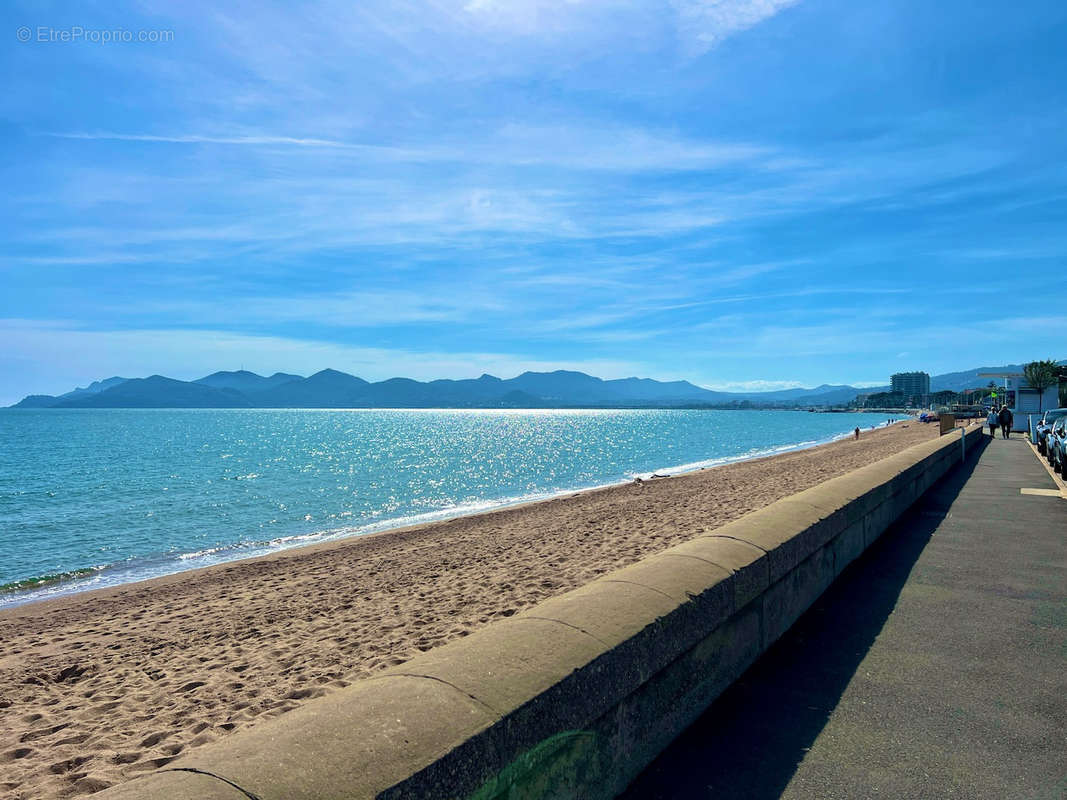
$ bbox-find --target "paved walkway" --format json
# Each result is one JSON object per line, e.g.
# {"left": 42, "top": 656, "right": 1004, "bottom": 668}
{"left": 623, "top": 432, "right": 1066, "bottom": 799}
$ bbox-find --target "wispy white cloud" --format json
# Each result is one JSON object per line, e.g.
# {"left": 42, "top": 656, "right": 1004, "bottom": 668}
{"left": 488, "top": 123, "right": 768, "bottom": 171}
{"left": 49, "top": 132, "right": 348, "bottom": 147}
{"left": 671, "top": 0, "right": 801, "bottom": 54}
{"left": 460, "top": 0, "right": 800, "bottom": 55}
{"left": 127, "top": 288, "right": 507, "bottom": 327}
{"left": 687, "top": 315, "right": 1067, "bottom": 362}
{"left": 21, "top": 117, "right": 1024, "bottom": 270}
{"left": 43, "top": 123, "right": 769, "bottom": 173}
{"left": 44, "top": 131, "right": 425, "bottom": 157}
{"left": 928, "top": 245, "right": 1067, "bottom": 262}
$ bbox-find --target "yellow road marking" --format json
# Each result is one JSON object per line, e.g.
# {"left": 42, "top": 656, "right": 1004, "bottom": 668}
{"left": 1021, "top": 488, "right": 1063, "bottom": 497}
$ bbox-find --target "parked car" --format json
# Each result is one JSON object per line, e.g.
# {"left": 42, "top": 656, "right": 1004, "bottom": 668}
{"left": 1047, "top": 417, "right": 1064, "bottom": 465}
{"left": 1047, "top": 417, "right": 1067, "bottom": 478}
{"left": 1035, "top": 408, "right": 1067, "bottom": 456}
{"left": 1045, "top": 417, "right": 1059, "bottom": 464}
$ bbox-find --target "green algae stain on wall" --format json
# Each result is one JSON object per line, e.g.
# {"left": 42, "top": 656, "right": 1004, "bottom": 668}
{"left": 468, "top": 731, "right": 602, "bottom": 800}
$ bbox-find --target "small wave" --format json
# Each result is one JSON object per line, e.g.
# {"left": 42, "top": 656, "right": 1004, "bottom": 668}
{"left": 0, "top": 566, "right": 104, "bottom": 596}
{"left": 178, "top": 546, "right": 228, "bottom": 560}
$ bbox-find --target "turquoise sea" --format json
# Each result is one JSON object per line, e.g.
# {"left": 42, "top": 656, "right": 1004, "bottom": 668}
{"left": 0, "top": 408, "right": 904, "bottom": 607}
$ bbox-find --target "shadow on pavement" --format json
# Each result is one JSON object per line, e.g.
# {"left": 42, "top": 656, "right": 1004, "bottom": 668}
{"left": 620, "top": 435, "right": 990, "bottom": 799}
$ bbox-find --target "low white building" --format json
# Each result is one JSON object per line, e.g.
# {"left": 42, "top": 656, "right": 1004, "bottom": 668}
{"left": 980, "top": 372, "right": 1061, "bottom": 429}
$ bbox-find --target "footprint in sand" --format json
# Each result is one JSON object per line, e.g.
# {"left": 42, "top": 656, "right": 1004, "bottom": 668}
{"left": 53, "top": 733, "right": 90, "bottom": 746}
{"left": 138, "top": 732, "right": 167, "bottom": 748}
{"left": 20, "top": 723, "right": 70, "bottom": 742}
{"left": 73, "top": 775, "right": 113, "bottom": 793}
{"left": 188, "top": 731, "right": 217, "bottom": 747}
{"left": 48, "top": 755, "right": 89, "bottom": 774}
{"left": 126, "top": 756, "right": 175, "bottom": 772}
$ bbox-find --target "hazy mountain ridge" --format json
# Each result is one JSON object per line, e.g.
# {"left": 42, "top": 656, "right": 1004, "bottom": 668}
{"left": 59, "top": 376, "right": 129, "bottom": 399}
{"left": 20, "top": 376, "right": 131, "bottom": 407}
{"left": 50, "top": 376, "right": 252, "bottom": 409}
{"left": 194, "top": 370, "right": 303, "bottom": 394}
{"left": 12, "top": 361, "right": 1060, "bottom": 409}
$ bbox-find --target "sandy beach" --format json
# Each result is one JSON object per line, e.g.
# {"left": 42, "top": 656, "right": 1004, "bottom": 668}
{"left": 0, "top": 420, "right": 945, "bottom": 799}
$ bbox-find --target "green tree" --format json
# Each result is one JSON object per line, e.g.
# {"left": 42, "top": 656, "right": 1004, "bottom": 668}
{"left": 1023, "top": 359, "right": 1059, "bottom": 412}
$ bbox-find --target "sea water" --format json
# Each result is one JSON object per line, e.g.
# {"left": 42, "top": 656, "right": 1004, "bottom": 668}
{"left": 0, "top": 408, "right": 904, "bottom": 607}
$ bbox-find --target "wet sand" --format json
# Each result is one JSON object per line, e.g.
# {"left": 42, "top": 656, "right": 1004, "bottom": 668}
{"left": 0, "top": 420, "right": 943, "bottom": 799}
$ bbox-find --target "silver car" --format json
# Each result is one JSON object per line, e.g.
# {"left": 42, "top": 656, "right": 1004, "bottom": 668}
{"left": 1035, "top": 408, "right": 1067, "bottom": 456}
{"left": 1048, "top": 417, "right": 1067, "bottom": 478}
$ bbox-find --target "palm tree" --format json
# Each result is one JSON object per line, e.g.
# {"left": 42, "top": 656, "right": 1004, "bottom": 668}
{"left": 1023, "top": 359, "right": 1059, "bottom": 412}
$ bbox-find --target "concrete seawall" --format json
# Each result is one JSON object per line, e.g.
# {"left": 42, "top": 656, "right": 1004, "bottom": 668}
{"left": 99, "top": 426, "right": 984, "bottom": 800}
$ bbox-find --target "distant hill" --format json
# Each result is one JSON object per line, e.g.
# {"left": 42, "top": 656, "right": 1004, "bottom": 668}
{"left": 252, "top": 369, "right": 371, "bottom": 407}
{"left": 507, "top": 370, "right": 725, "bottom": 406}
{"left": 726, "top": 383, "right": 863, "bottom": 404}
{"left": 51, "top": 376, "right": 251, "bottom": 408}
{"left": 12, "top": 394, "right": 62, "bottom": 408}
{"left": 10, "top": 361, "right": 1063, "bottom": 410}
{"left": 13, "top": 376, "right": 130, "bottom": 408}
{"left": 58, "top": 376, "right": 129, "bottom": 400}
{"left": 194, "top": 370, "right": 302, "bottom": 394}
{"left": 929, "top": 360, "right": 1067, "bottom": 392}
{"left": 771, "top": 385, "right": 877, "bottom": 406}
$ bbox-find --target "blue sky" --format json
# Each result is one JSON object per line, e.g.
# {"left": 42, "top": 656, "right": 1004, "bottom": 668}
{"left": 2, "top": 0, "right": 1066, "bottom": 404}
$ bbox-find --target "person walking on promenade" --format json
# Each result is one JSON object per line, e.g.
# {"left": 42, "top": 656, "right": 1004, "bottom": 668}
{"left": 987, "top": 407, "right": 998, "bottom": 438}
{"left": 998, "top": 405, "right": 1013, "bottom": 439}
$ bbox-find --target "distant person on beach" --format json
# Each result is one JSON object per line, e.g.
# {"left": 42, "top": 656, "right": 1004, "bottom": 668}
{"left": 987, "top": 408, "right": 998, "bottom": 437}
{"left": 854, "top": 426, "right": 860, "bottom": 440}
{"left": 998, "top": 405, "right": 1013, "bottom": 439}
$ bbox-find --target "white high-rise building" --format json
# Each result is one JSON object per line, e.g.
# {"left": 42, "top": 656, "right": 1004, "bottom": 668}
{"left": 891, "top": 372, "right": 930, "bottom": 405}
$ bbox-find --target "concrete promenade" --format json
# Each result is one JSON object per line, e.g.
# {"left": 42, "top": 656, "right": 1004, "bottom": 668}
{"left": 624, "top": 432, "right": 1067, "bottom": 799}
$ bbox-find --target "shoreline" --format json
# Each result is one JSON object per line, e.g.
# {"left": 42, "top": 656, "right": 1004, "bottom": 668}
{"left": 1, "top": 414, "right": 908, "bottom": 610}
{"left": 0, "top": 419, "right": 943, "bottom": 800}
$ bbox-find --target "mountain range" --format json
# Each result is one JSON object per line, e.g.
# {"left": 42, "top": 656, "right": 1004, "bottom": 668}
{"left": 11, "top": 361, "right": 1060, "bottom": 410}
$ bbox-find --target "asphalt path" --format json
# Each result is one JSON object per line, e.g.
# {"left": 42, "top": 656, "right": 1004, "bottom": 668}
{"left": 622, "top": 432, "right": 1066, "bottom": 800}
